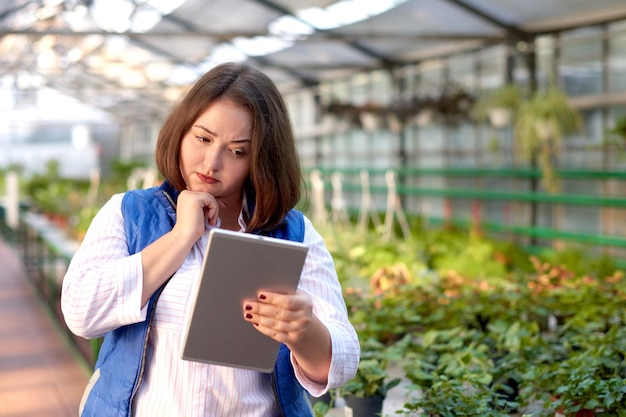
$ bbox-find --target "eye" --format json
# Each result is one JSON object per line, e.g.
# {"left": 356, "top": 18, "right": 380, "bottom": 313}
{"left": 231, "top": 148, "right": 246, "bottom": 157}
{"left": 195, "top": 135, "right": 211, "bottom": 143}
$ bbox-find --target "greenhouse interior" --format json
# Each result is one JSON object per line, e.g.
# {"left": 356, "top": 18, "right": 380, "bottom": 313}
{"left": 0, "top": 0, "right": 625, "bottom": 416}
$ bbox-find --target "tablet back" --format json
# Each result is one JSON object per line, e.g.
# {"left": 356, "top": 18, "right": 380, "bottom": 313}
{"left": 181, "top": 228, "right": 308, "bottom": 372}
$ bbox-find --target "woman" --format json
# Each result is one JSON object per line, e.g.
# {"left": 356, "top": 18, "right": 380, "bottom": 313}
{"left": 61, "top": 62, "right": 360, "bottom": 417}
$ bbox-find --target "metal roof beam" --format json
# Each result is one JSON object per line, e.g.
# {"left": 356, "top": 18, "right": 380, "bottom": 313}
{"left": 0, "top": 1, "right": 36, "bottom": 26}
{"left": 251, "top": 0, "right": 399, "bottom": 68}
{"left": 442, "top": 0, "right": 536, "bottom": 88}
{"left": 251, "top": 56, "right": 319, "bottom": 88}
{"left": 0, "top": 28, "right": 505, "bottom": 42}
{"left": 442, "top": 0, "right": 532, "bottom": 41}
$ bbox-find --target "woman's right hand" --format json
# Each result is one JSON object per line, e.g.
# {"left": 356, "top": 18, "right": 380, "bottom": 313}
{"left": 173, "top": 190, "right": 222, "bottom": 243}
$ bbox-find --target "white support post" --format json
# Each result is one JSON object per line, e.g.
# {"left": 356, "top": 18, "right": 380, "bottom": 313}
{"left": 357, "top": 170, "right": 381, "bottom": 233}
{"left": 383, "top": 170, "right": 411, "bottom": 241}
{"left": 310, "top": 169, "right": 328, "bottom": 229}
{"left": 330, "top": 172, "right": 349, "bottom": 228}
{"left": 6, "top": 171, "right": 19, "bottom": 230}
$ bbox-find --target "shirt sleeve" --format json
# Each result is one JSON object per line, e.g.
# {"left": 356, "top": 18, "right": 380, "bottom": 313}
{"left": 61, "top": 193, "right": 147, "bottom": 339}
{"left": 290, "top": 216, "right": 360, "bottom": 396}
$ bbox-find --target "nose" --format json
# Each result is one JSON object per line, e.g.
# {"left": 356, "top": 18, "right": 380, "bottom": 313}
{"left": 203, "top": 147, "right": 222, "bottom": 171}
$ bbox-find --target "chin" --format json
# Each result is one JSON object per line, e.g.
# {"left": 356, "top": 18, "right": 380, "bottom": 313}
{"left": 189, "top": 184, "right": 214, "bottom": 193}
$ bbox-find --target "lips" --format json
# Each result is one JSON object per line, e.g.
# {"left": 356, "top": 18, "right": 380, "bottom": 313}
{"left": 197, "top": 172, "right": 218, "bottom": 184}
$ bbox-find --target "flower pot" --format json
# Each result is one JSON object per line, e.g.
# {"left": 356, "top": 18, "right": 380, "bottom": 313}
{"left": 386, "top": 114, "right": 402, "bottom": 133}
{"left": 311, "top": 391, "right": 332, "bottom": 406}
{"left": 360, "top": 113, "right": 380, "bottom": 131}
{"left": 344, "top": 395, "right": 384, "bottom": 417}
{"left": 552, "top": 395, "right": 597, "bottom": 417}
{"left": 415, "top": 109, "right": 433, "bottom": 126}
{"left": 488, "top": 107, "right": 512, "bottom": 128}
{"left": 555, "top": 408, "right": 596, "bottom": 417}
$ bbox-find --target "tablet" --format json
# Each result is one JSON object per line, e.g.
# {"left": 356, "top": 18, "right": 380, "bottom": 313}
{"left": 181, "top": 228, "right": 309, "bottom": 372}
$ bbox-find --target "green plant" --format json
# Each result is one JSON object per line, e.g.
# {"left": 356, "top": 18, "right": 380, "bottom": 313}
{"left": 537, "top": 246, "right": 619, "bottom": 281}
{"left": 607, "top": 114, "right": 626, "bottom": 143}
{"left": 340, "top": 338, "right": 402, "bottom": 399}
{"left": 550, "top": 360, "right": 625, "bottom": 416}
{"left": 400, "top": 374, "right": 516, "bottom": 417}
{"left": 522, "top": 326, "right": 626, "bottom": 416}
{"left": 514, "top": 86, "right": 583, "bottom": 192}
{"left": 474, "top": 84, "right": 524, "bottom": 128}
{"left": 513, "top": 280, "right": 626, "bottom": 415}
{"left": 592, "top": 113, "right": 626, "bottom": 161}
{"left": 312, "top": 393, "right": 334, "bottom": 417}
{"left": 22, "top": 160, "right": 85, "bottom": 221}
{"left": 430, "top": 231, "right": 509, "bottom": 281}
{"left": 323, "top": 224, "right": 625, "bottom": 416}
{"left": 402, "top": 327, "right": 494, "bottom": 386}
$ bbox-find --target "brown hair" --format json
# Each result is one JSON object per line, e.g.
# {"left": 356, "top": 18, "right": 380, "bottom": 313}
{"left": 155, "top": 62, "right": 302, "bottom": 232}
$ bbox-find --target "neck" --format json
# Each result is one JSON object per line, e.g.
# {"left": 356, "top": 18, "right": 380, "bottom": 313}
{"left": 219, "top": 204, "right": 242, "bottom": 231}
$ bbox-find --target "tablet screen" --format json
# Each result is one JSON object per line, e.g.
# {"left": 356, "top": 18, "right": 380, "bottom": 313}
{"left": 181, "top": 228, "right": 308, "bottom": 372}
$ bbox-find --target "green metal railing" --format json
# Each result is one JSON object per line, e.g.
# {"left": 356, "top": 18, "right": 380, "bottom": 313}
{"left": 309, "top": 167, "right": 626, "bottom": 180}
{"left": 303, "top": 167, "right": 626, "bottom": 259}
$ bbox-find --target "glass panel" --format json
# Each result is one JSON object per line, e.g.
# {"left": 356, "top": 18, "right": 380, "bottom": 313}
{"left": 370, "top": 70, "right": 392, "bottom": 105}
{"left": 608, "top": 21, "right": 626, "bottom": 92}
{"left": 418, "top": 59, "right": 444, "bottom": 94}
{"left": 536, "top": 35, "right": 557, "bottom": 89}
{"left": 559, "top": 26, "right": 603, "bottom": 96}
{"left": 512, "top": 42, "right": 531, "bottom": 87}
{"left": 351, "top": 72, "right": 370, "bottom": 105}
{"left": 608, "top": 106, "right": 626, "bottom": 169}
{"left": 448, "top": 53, "right": 476, "bottom": 89}
{"left": 330, "top": 78, "right": 351, "bottom": 102}
{"left": 399, "top": 64, "right": 417, "bottom": 96}
{"left": 477, "top": 45, "right": 507, "bottom": 90}
{"left": 448, "top": 122, "right": 474, "bottom": 153}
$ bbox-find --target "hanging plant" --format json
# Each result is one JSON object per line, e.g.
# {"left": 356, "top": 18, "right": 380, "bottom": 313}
{"left": 514, "top": 86, "right": 583, "bottom": 193}
{"left": 321, "top": 86, "right": 475, "bottom": 131}
{"left": 608, "top": 114, "right": 626, "bottom": 142}
{"left": 473, "top": 84, "right": 524, "bottom": 128}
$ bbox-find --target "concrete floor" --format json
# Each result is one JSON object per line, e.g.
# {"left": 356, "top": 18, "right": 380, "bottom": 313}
{"left": 0, "top": 238, "right": 89, "bottom": 417}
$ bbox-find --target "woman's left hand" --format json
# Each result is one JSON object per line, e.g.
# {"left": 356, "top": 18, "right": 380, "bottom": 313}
{"left": 243, "top": 291, "right": 313, "bottom": 346}
{"left": 243, "top": 290, "right": 332, "bottom": 383}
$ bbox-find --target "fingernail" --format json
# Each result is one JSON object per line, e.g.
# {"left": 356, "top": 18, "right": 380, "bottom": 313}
{"left": 245, "top": 313, "right": 253, "bottom": 319}
{"left": 245, "top": 304, "right": 252, "bottom": 311}
{"left": 259, "top": 294, "right": 267, "bottom": 300}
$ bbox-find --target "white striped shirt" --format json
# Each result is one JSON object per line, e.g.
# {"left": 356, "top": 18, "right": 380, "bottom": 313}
{"left": 61, "top": 193, "right": 360, "bottom": 417}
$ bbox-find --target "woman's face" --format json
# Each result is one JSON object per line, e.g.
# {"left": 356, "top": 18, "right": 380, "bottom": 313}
{"left": 179, "top": 99, "right": 252, "bottom": 208}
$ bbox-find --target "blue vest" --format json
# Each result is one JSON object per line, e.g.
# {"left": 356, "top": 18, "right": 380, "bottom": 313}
{"left": 80, "top": 181, "right": 313, "bottom": 417}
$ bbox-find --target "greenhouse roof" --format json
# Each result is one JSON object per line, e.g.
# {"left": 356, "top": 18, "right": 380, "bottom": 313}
{"left": 1, "top": 0, "right": 626, "bottom": 120}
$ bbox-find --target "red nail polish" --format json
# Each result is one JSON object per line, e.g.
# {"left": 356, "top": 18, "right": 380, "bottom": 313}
{"left": 245, "top": 304, "right": 252, "bottom": 310}
{"left": 245, "top": 313, "right": 253, "bottom": 319}
{"left": 259, "top": 294, "right": 267, "bottom": 300}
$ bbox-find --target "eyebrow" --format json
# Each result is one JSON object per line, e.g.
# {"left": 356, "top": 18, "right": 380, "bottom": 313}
{"left": 194, "top": 124, "right": 216, "bottom": 136}
{"left": 193, "top": 124, "right": 251, "bottom": 143}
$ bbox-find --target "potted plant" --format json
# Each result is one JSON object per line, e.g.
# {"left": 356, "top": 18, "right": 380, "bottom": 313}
{"left": 312, "top": 391, "right": 334, "bottom": 417}
{"left": 516, "top": 272, "right": 626, "bottom": 416}
{"left": 522, "top": 332, "right": 626, "bottom": 416}
{"left": 607, "top": 114, "right": 626, "bottom": 143}
{"left": 340, "top": 338, "right": 402, "bottom": 417}
{"left": 603, "top": 114, "right": 626, "bottom": 160}
{"left": 474, "top": 84, "right": 524, "bottom": 128}
{"left": 514, "top": 86, "right": 583, "bottom": 192}
{"left": 399, "top": 374, "right": 515, "bottom": 417}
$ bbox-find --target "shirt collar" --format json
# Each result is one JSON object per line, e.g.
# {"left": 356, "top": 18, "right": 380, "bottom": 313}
{"left": 209, "top": 192, "right": 249, "bottom": 232}
{"left": 237, "top": 192, "right": 249, "bottom": 231}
